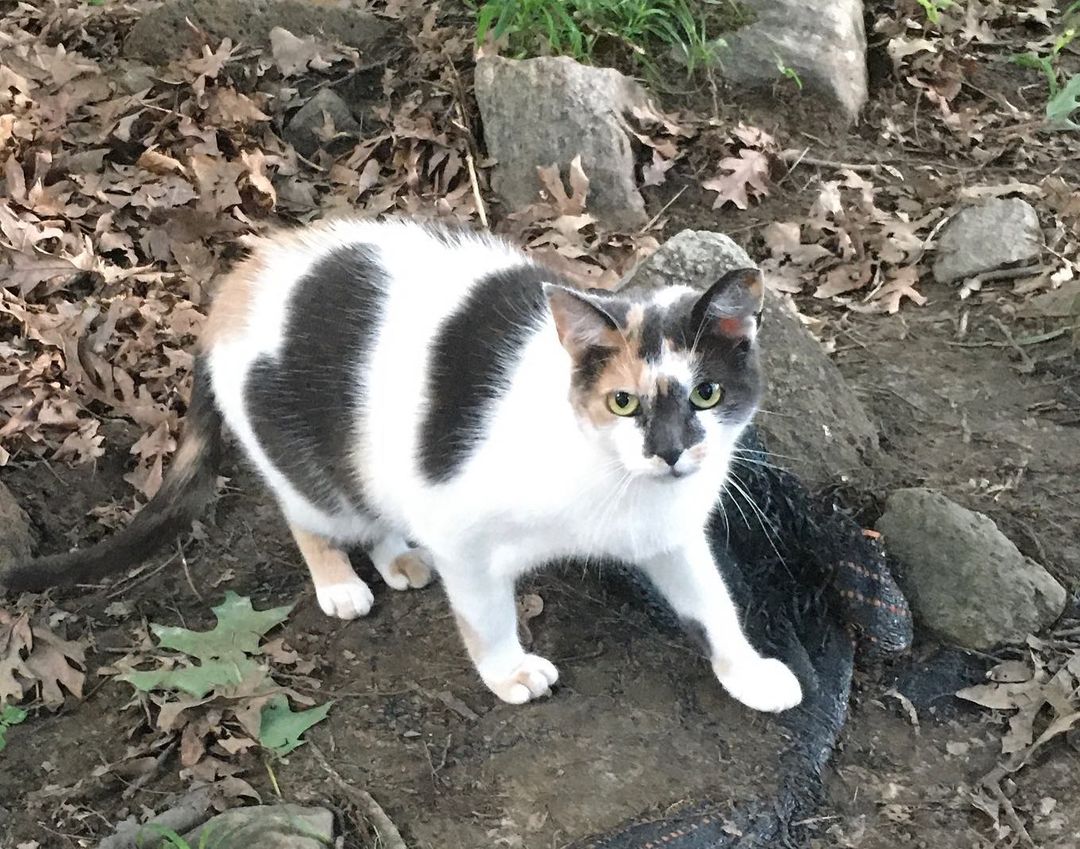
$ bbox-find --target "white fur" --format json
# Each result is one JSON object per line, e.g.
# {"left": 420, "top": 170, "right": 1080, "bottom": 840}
{"left": 206, "top": 219, "right": 801, "bottom": 712}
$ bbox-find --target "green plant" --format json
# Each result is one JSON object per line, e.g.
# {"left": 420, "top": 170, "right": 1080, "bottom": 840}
{"left": 0, "top": 704, "right": 27, "bottom": 753}
{"left": 473, "top": 0, "right": 750, "bottom": 74}
{"left": 117, "top": 592, "right": 331, "bottom": 758}
{"left": 774, "top": 54, "right": 803, "bottom": 90}
{"left": 915, "top": 0, "right": 955, "bottom": 25}
{"left": 1010, "top": 4, "right": 1080, "bottom": 128}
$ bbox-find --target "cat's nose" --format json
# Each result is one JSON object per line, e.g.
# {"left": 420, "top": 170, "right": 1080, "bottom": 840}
{"left": 657, "top": 448, "right": 682, "bottom": 468}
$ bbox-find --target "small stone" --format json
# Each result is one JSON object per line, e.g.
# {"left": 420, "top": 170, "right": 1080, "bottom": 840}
{"left": 124, "top": 0, "right": 399, "bottom": 67}
{"left": 618, "top": 229, "right": 879, "bottom": 485}
{"left": 717, "top": 0, "right": 868, "bottom": 120}
{"left": 0, "top": 482, "right": 34, "bottom": 573}
{"left": 183, "top": 804, "right": 333, "bottom": 849}
{"left": 876, "top": 488, "right": 1066, "bottom": 649}
{"left": 284, "top": 88, "right": 360, "bottom": 157}
{"left": 933, "top": 198, "right": 1042, "bottom": 284}
{"left": 475, "top": 56, "right": 651, "bottom": 230}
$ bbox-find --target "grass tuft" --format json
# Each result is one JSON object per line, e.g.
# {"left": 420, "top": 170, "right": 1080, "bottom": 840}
{"left": 473, "top": 0, "right": 752, "bottom": 76}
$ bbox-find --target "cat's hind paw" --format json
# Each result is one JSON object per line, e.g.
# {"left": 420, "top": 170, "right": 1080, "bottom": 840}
{"left": 316, "top": 578, "right": 375, "bottom": 619}
{"left": 716, "top": 657, "right": 803, "bottom": 713}
{"left": 383, "top": 548, "right": 434, "bottom": 591}
{"left": 483, "top": 654, "right": 559, "bottom": 705}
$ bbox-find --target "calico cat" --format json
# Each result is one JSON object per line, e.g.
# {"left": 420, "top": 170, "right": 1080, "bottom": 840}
{"left": 4, "top": 218, "right": 802, "bottom": 712}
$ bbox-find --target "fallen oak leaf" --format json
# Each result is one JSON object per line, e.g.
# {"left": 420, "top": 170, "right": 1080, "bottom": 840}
{"left": 239, "top": 149, "right": 276, "bottom": 207}
{"left": 868, "top": 266, "right": 928, "bottom": 314}
{"left": 269, "top": 27, "right": 334, "bottom": 76}
{"left": 702, "top": 149, "right": 770, "bottom": 210}
{"left": 258, "top": 694, "right": 332, "bottom": 756}
{"left": 136, "top": 149, "right": 186, "bottom": 176}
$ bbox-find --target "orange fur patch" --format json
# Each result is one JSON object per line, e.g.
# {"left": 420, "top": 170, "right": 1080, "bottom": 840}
{"left": 290, "top": 526, "right": 357, "bottom": 589}
{"left": 202, "top": 251, "right": 265, "bottom": 348}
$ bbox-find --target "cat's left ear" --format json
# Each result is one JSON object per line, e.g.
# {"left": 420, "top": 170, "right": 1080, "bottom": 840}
{"left": 691, "top": 267, "right": 765, "bottom": 340}
{"left": 544, "top": 284, "right": 623, "bottom": 355}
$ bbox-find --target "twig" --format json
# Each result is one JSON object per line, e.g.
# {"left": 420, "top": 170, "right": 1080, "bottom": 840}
{"left": 640, "top": 185, "right": 686, "bottom": 233}
{"left": 309, "top": 743, "right": 408, "bottom": 849}
{"left": 963, "top": 263, "right": 1048, "bottom": 288}
{"left": 121, "top": 741, "right": 177, "bottom": 800}
{"left": 983, "top": 779, "right": 1036, "bottom": 848}
{"left": 178, "top": 540, "right": 204, "bottom": 603}
{"left": 446, "top": 62, "right": 488, "bottom": 229}
{"left": 779, "top": 149, "right": 881, "bottom": 174}
{"left": 986, "top": 315, "right": 1036, "bottom": 374}
{"left": 105, "top": 550, "right": 181, "bottom": 599}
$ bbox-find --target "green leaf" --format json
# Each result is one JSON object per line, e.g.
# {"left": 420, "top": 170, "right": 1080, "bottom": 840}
{"left": 0, "top": 704, "right": 28, "bottom": 753}
{"left": 120, "top": 656, "right": 265, "bottom": 698}
{"left": 1047, "top": 74, "right": 1080, "bottom": 129}
{"left": 153, "top": 591, "right": 293, "bottom": 662}
{"left": 258, "top": 694, "right": 332, "bottom": 756}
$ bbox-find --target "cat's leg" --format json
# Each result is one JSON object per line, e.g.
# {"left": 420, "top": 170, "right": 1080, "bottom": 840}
{"left": 640, "top": 536, "right": 802, "bottom": 713}
{"left": 439, "top": 561, "right": 558, "bottom": 705}
{"left": 290, "top": 525, "right": 374, "bottom": 619}
{"left": 368, "top": 532, "right": 434, "bottom": 591}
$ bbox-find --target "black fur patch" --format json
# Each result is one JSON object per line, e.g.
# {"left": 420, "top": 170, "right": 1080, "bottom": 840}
{"left": 420, "top": 264, "right": 556, "bottom": 482}
{"left": 245, "top": 243, "right": 385, "bottom": 512}
{"left": 639, "top": 381, "right": 705, "bottom": 465}
{"left": 574, "top": 345, "right": 617, "bottom": 391}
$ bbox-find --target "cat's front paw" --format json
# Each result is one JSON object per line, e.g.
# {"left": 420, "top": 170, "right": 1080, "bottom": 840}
{"left": 716, "top": 656, "right": 802, "bottom": 713}
{"left": 482, "top": 654, "right": 560, "bottom": 705}
{"left": 316, "top": 578, "right": 375, "bottom": 619}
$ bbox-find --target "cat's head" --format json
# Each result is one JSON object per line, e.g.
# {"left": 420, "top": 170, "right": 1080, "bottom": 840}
{"left": 545, "top": 269, "right": 765, "bottom": 480}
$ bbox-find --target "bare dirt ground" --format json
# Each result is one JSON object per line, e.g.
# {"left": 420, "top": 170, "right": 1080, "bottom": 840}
{"left": 1, "top": 1, "right": 1079, "bottom": 847}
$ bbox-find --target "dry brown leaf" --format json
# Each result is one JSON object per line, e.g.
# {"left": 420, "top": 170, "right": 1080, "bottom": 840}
{"left": 0, "top": 611, "right": 86, "bottom": 708}
{"left": 870, "top": 266, "right": 928, "bottom": 314}
{"left": 269, "top": 27, "right": 334, "bottom": 76}
{"left": 703, "top": 150, "right": 770, "bottom": 210}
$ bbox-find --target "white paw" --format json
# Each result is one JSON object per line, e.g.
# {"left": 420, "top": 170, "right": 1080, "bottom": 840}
{"left": 482, "top": 654, "right": 560, "bottom": 705}
{"left": 380, "top": 548, "right": 434, "bottom": 591}
{"left": 316, "top": 579, "right": 374, "bottom": 619}
{"left": 716, "top": 656, "right": 803, "bottom": 713}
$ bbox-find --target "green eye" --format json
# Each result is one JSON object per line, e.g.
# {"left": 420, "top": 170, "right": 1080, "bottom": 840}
{"left": 607, "top": 391, "right": 640, "bottom": 416}
{"left": 690, "top": 382, "right": 723, "bottom": 410}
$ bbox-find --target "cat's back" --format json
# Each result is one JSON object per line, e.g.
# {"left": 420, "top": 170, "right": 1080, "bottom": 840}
{"left": 201, "top": 217, "right": 549, "bottom": 526}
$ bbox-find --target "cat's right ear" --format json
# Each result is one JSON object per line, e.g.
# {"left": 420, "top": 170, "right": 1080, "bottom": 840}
{"left": 544, "top": 284, "right": 621, "bottom": 355}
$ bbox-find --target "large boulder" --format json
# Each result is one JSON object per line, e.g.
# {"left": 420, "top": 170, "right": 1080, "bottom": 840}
{"left": 876, "top": 488, "right": 1066, "bottom": 649}
{"left": 475, "top": 56, "right": 650, "bottom": 230}
{"left": 0, "top": 482, "right": 34, "bottom": 573}
{"left": 932, "top": 198, "right": 1043, "bottom": 284}
{"left": 718, "top": 0, "right": 868, "bottom": 120}
{"left": 183, "top": 804, "right": 334, "bottom": 849}
{"left": 619, "top": 230, "right": 880, "bottom": 486}
{"left": 124, "top": 0, "right": 398, "bottom": 66}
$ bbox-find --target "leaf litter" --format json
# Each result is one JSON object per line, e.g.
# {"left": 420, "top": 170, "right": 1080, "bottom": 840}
{"left": 109, "top": 591, "right": 328, "bottom": 771}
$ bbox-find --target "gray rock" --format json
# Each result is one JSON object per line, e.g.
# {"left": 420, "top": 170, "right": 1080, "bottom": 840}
{"left": 619, "top": 230, "right": 879, "bottom": 485}
{"left": 124, "top": 0, "right": 398, "bottom": 67}
{"left": 933, "top": 198, "right": 1043, "bottom": 284}
{"left": 717, "top": 0, "right": 867, "bottom": 120}
{"left": 284, "top": 88, "right": 360, "bottom": 157}
{"left": 0, "top": 482, "right": 33, "bottom": 573}
{"left": 183, "top": 804, "right": 334, "bottom": 849}
{"left": 475, "top": 56, "right": 650, "bottom": 230}
{"left": 876, "top": 488, "right": 1066, "bottom": 649}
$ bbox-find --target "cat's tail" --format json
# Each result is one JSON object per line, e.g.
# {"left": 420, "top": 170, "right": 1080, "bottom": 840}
{"left": 2, "top": 357, "right": 223, "bottom": 592}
